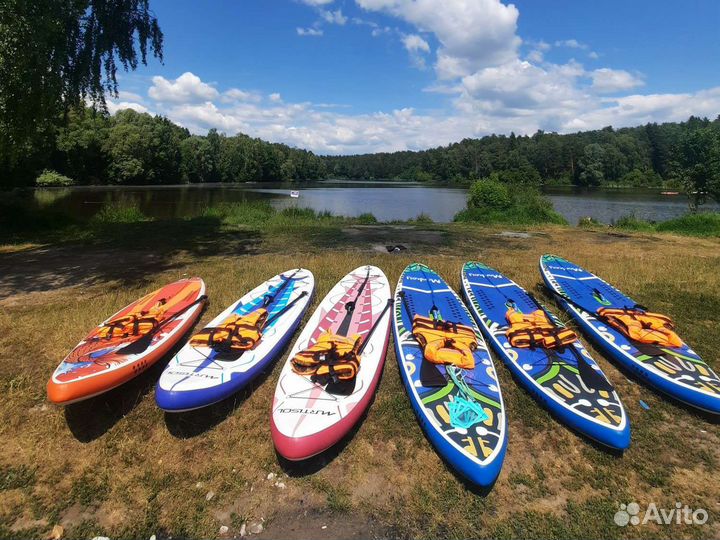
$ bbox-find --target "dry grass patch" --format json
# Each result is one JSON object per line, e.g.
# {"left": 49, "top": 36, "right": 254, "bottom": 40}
{"left": 0, "top": 224, "right": 718, "bottom": 539}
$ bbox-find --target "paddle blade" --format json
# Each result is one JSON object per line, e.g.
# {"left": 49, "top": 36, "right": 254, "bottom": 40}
{"left": 420, "top": 359, "right": 447, "bottom": 387}
{"left": 576, "top": 352, "right": 614, "bottom": 393}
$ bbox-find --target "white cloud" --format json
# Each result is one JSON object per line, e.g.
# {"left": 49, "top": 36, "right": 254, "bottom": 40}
{"left": 117, "top": 90, "right": 144, "bottom": 102}
{"left": 402, "top": 33, "right": 430, "bottom": 67}
{"left": 321, "top": 9, "right": 347, "bottom": 25}
{"left": 297, "top": 27, "right": 323, "bottom": 36}
{"left": 106, "top": 101, "right": 150, "bottom": 115}
{"left": 591, "top": 68, "right": 644, "bottom": 93}
{"left": 221, "top": 88, "right": 262, "bottom": 103}
{"left": 135, "top": 71, "right": 720, "bottom": 155}
{"left": 402, "top": 34, "right": 430, "bottom": 53}
{"left": 148, "top": 72, "right": 219, "bottom": 103}
{"left": 555, "top": 39, "right": 587, "bottom": 49}
{"left": 588, "top": 51, "right": 600, "bottom": 60}
{"left": 356, "top": 0, "right": 521, "bottom": 79}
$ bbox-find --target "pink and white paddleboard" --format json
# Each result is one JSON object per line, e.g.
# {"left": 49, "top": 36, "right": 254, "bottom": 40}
{"left": 271, "top": 265, "right": 392, "bottom": 460}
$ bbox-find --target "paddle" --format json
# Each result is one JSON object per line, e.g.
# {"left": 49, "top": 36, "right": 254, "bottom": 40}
{"left": 324, "top": 297, "right": 393, "bottom": 396}
{"left": 263, "top": 269, "right": 301, "bottom": 307}
{"left": 357, "top": 298, "right": 392, "bottom": 355}
{"left": 525, "top": 292, "right": 614, "bottom": 392}
{"left": 116, "top": 294, "right": 208, "bottom": 355}
{"left": 264, "top": 290, "right": 309, "bottom": 326}
{"left": 337, "top": 267, "right": 371, "bottom": 337}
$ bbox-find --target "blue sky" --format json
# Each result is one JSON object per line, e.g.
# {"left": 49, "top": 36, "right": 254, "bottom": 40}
{"left": 112, "top": 0, "right": 720, "bottom": 154}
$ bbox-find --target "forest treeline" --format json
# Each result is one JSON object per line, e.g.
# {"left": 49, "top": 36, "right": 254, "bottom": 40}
{"left": 325, "top": 116, "right": 720, "bottom": 194}
{"left": 4, "top": 107, "right": 327, "bottom": 187}
{"left": 3, "top": 106, "right": 719, "bottom": 209}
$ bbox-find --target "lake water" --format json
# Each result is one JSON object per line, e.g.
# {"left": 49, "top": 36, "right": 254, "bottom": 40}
{"left": 18, "top": 180, "right": 718, "bottom": 224}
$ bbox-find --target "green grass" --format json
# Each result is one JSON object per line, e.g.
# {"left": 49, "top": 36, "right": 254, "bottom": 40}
{"left": 90, "top": 201, "right": 148, "bottom": 225}
{"left": 613, "top": 212, "right": 720, "bottom": 237}
{"left": 613, "top": 215, "right": 657, "bottom": 232}
{"left": 0, "top": 465, "right": 36, "bottom": 491}
{"left": 655, "top": 212, "right": 720, "bottom": 237}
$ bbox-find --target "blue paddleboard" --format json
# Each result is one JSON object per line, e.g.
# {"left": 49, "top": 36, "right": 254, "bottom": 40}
{"left": 540, "top": 255, "right": 720, "bottom": 414}
{"left": 393, "top": 263, "right": 507, "bottom": 487}
{"left": 461, "top": 261, "right": 630, "bottom": 449}
{"left": 156, "top": 269, "right": 314, "bottom": 412}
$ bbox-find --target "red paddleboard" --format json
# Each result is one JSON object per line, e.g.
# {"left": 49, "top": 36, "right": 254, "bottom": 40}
{"left": 271, "top": 266, "right": 392, "bottom": 460}
{"left": 47, "top": 278, "right": 206, "bottom": 404}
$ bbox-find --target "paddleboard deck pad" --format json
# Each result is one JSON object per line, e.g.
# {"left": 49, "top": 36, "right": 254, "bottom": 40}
{"left": 156, "top": 269, "right": 314, "bottom": 412}
{"left": 393, "top": 263, "right": 507, "bottom": 487}
{"left": 271, "top": 265, "right": 392, "bottom": 461}
{"left": 462, "top": 261, "right": 630, "bottom": 449}
{"left": 47, "top": 278, "right": 206, "bottom": 405}
{"left": 541, "top": 255, "right": 720, "bottom": 414}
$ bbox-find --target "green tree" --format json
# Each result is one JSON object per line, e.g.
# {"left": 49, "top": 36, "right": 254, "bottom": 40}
{"left": 55, "top": 108, "right": 110, "bottom": 184}
{"left": 0, "top": 0, "right": 163, "bottom": 186}
{"left": 577, "top": 144, "right": 606, "bottom": 186}
{"left": 103, "top": 109, "right": 186, "bottom": 184}
{"left": 468, "top": 175, "right": 512, "bottom": 210}
{"left": 671, "top": 125, "right": 720, "bottom": 210}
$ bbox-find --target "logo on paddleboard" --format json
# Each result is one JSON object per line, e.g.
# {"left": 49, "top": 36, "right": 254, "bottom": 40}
{"left": 276, "top": 408, "right": 335, "bottom": 416}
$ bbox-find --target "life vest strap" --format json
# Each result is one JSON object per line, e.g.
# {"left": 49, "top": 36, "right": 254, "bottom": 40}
{"left": 290, "top": 332, "right": 362, "bottom": 382}
{"left": 412, "top": 315, "right": 478, "bottom": 370}
{"left": 190, "top": 308, "right": 268, "bottom": 351}
{"left": 505, "top": 308, "right": 577, "bottom": 350}
{"left": 597, "top": 307, "right": 682, "bottom": 348}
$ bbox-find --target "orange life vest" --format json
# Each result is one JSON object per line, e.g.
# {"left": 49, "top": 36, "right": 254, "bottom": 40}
{"left": 412, "top": 315, "right": 478, "bottom": 370}
{"left": 189, "top": 308, "right": 268, "bottom": 351}
{"left": 505, "top": 308, "right": 578, "bottom": 349}
{"left": 291, "top": 332, "right": 362, "bottom": 381}
{"left": 597, "top": 308, "right": 682, "bottom": 348}
{"left": 97, "top": 300, "right": 168, "bottom": 339}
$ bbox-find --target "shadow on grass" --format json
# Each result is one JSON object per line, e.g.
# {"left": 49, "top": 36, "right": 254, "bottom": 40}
{"left": 64, "top": 312, "right": 206, "bottom": 442}
{"left": 0, "top": 216, "right": 261, "bottom": 299}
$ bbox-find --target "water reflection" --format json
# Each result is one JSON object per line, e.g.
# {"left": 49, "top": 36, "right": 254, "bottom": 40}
{"left": 12, "top": 182, "right": 719, "bottom": 224}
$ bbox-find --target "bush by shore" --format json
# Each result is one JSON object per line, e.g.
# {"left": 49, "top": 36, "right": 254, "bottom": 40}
{"left": 453, "top": 177, "right": 567, "bottom": 226}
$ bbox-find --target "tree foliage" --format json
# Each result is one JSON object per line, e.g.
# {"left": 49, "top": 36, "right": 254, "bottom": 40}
{"left": 0, "top": 0, "right": 163, "bottom": 181}
{"left": 12, "top": 107, "right": 327, "bottom": 185}
{"left": 325, "top": 116, "right": 720, "bottom": 207}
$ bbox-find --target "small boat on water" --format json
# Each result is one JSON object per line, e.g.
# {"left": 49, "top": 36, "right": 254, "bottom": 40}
{"left": 661, "top": 191, "right": 680, "bottom": 195}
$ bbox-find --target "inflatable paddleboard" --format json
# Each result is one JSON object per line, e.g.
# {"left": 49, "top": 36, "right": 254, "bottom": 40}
{"left": 48, "top": 278, "right": 207, "bottom": 405}
{"left": 393, "top": 263, "right": 507, "bottom": 487}
{"left": 271, "top": 266, "right": 392, "bottom": 460}
{"left": 461, "top": 262, "right": 630, "bottom": 449}
{"left": 540, "top": 255, "right": 720, "bottom": 414}
{"left": 156, "top": 269, "right": 314, "bottom": 412}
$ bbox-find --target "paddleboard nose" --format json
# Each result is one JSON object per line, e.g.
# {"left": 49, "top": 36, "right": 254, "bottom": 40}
{"left": 597, "top": 422, "right": 631, "bottom": 451}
